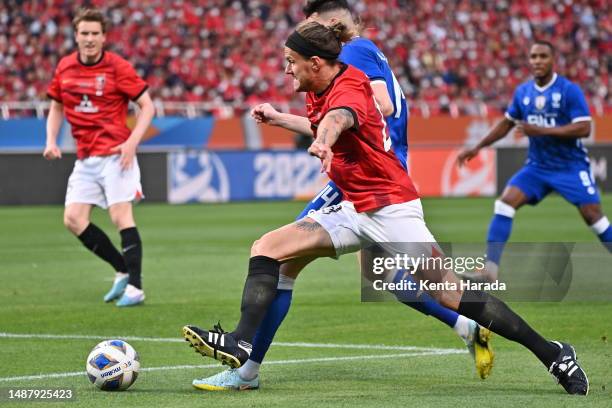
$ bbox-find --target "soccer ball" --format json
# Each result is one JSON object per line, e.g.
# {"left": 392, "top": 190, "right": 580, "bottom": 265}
{"left": 85, "top": 340, "right": 140, "bottom": 391}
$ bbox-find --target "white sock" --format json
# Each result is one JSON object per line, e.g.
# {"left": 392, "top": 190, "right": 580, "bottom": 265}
{"left": 453, "top": 315, "right": 472, "bottom": 342}
{"left": 238, "top": 359, "right": 260, "bottom": 381}
{"left": 124, "top": 284, "right": 143, "bottom": 296}
{"left": 114, "top": 272, "right": 129, "bottom": 283}
{"left": 484, "top": 260, "right": 499, "bottom": 281}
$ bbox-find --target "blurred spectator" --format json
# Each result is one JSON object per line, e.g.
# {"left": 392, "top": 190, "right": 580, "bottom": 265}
{"left": 0, "top": 0, "right": 609, "bottom": 116}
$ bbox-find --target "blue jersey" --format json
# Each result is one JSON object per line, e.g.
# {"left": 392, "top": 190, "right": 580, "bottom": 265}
{"left": 505, "top": 73, "right": 592, "bottom": 169}
{"left": 340, "top": 37, "right": 409, "bottom": 169}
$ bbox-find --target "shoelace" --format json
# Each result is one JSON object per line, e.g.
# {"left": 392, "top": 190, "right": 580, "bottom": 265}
{"left": 549, "top": 356, "right": 575, "bottom": 384}
{"left": 209, "top": 322, "right": 228, "bottom": 361}
{"left": 211, "top": 321, "right": 227, "bottom": 335}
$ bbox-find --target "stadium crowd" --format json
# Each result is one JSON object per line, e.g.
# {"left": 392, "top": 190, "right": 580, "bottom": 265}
{"left": 1, "top": 0, "right": 610, "bottom": 116}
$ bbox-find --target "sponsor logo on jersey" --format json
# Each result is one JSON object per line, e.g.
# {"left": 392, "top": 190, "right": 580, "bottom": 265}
{"left": 74, "top": 94, "right": 99, "bottom": 113}
{"left": 535, "top": 95, "right": 546, "bottom": 110}
{"left": 527, "top": 114, "right": 556, "bottom": 128}
{"left": 552, "top": 92, "right": 562, "bottom": 108}
{"left": 95, "top": 74, "right": 106, "bottom": 96}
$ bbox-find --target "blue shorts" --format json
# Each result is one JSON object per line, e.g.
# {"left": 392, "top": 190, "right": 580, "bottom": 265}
{"left": 508, "top": 164, "right": 601, "bottom": 206}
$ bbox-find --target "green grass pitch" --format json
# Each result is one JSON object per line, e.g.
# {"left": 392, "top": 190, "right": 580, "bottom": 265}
{"left": 0, "top": 196, "right": 611, "bottom": 407}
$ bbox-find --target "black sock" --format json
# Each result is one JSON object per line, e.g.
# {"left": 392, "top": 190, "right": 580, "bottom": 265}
{"left": 120, "top": 227, "right": 142, "bottom": 289}
{"left": 232, "top": 256, "right": 280, "bottom": 343}
{"left": 78, "top": 223, "right": 126, "bottom": 272}
{"left": 457, "top": 290, "right": 559, "bottom": 368}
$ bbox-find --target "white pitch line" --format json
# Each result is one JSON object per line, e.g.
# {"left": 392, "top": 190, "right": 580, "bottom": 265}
{"left": 0, "top": 349, "right": 465, "bottom": 383}
{"left": 0, "top": 332, "right": 463, "bottom": 353}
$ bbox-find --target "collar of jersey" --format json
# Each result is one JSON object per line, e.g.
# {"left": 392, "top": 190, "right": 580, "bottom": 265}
{"left": 533, "top": 72, "right": 558, "bottom": 92}
{"left": 315, "top": 63, "right": 349, "bottom": 97}
{"left": 77, "top": 51, "right": 105, "bottom": 67}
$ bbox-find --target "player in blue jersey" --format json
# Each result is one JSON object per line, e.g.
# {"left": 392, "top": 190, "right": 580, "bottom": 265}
{"left": 190, "top": 0, "right": 493, "bottom": 392}
{"left": 458, "top": 41, "right": 612, "bottom": 282}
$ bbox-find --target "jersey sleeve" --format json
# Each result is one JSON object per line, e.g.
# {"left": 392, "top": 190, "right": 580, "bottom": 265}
{"left": 505, "top": 88, "right": 522, "bottom": 122}
{"left": 326, "top": 75, "right": 370, "bottom": 130}
{"left": 565, "top": 83, "right": 591, "bottom": 123}
{"left": 340, "top": 46, "right": 385, "bottom": 81}
{"left": 47, "top": 65, "right": 63, "bottom": 103}
{"left": 116, "top": 59, "right": 148, "bottom": 101}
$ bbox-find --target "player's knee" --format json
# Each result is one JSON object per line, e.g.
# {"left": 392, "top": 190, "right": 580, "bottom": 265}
{"left": 251, "top": 235, "right": 273, "bottom": 258}
{"left": 108, "top": 203, "right": 135, "bottom": 230}
{"left": 63, "top": 211, "right": 87, "bottom": 234}
{"left": 110, "top": 214, "right": 131, "bottom": 230}
{"left": 499, "top": 187, "right": 527, "bottom": 210}
{"left": 580, "top": 205, "right": 603, "bottom": 226}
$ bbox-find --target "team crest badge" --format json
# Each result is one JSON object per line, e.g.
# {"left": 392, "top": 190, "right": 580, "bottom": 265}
{"left": 522, "top": 96, "right": 530, "bottom": 105}
{"left": 552, "top": 92, "right": 562, "bottom": 108}
{"left": 95, "top": 74, "right": 106, "bottom": 96}
{"left": 535, "top": 95, "right": 546, "bottom": 110}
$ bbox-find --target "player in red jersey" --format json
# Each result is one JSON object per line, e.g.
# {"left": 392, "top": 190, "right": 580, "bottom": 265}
{"left": 43, "top": 8, "right": 154, "bottom": 307}
{"left": 182, "top": 21, "right": 588, "bottom": 395}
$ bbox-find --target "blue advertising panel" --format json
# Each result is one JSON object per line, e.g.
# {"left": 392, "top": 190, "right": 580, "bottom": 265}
{"left": 168, "top": 150, "right": 329, "bottom": 203}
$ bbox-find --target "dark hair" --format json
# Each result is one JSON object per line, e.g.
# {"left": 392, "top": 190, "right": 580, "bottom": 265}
{"left": 303, "top": 0, "right": 351, "bottom": 18}
{"left": 294, "top": 20, "right": 352, "bottom": 61}
{"left": 532, "top": 40, "right": 555, "bottom": 55}
{"left": 72, "top": 8, "right": 107, "bottom": 33}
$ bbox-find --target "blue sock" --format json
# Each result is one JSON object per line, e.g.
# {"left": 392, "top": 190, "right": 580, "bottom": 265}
{"left": 591, "top": 217, "right": 612, "bottom": 253}
{"left": 249, "top": 289, "right": 292, "bottom": 363}
{"left": 486, "top": 203, "right": 515, "bottom": 265}
{"left": 392, "top": 271, "right": 459, "bottom": 328}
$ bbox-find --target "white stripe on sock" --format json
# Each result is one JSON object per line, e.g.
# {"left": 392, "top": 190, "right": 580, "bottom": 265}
{"left": 494, "top": 200, "right": 516, "bottom": 218}
{"left": 277, "top": 274, "right": 295, "bottom": 290}
{"left": 590, "top": 217, "right": 610, "bottom": 235}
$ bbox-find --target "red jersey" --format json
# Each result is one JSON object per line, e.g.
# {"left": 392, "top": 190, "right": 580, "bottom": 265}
{"left": 306, "top": 64, "right": 419, "bottom": 212}
{"left": 47, "top": 51, "right": 148, "bottom": 159}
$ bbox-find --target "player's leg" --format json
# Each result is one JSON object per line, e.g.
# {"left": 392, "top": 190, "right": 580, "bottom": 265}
{"left": 481, "top": 166, "right": 547, "bottom": 281}
{"left": 108, "top": 202, "right": 144, "bottom": 306}
{"left": 65, "top": 202, "right": 127, "bottom": 276}
{"left": 192, "top": 257, "right": 315, "bottom": 391}
{"left": 183, "top": 215, "right": 343, "bottom": 368}
{"left": 240, "top": 257, "right": 315, "bottom": 379}
{"left": 64, "top": 159, "right": 128, "bottom": 299}
{"left": 558, "top": 168, "right": 612, "bottom": 252}
{"left": 366, "top": 201, "right": 586, "bottom": 394}
{"left": 103, "top": 154, "right": 145, "bottom": 306}
{"left": 580, "top": 203, "right": 612, "bottom": 252}
{"left": 545, "top": 166, "right": 611, "bottom": 253}
{"left": 239, "top": 182, "right": 341, "bottom": 381}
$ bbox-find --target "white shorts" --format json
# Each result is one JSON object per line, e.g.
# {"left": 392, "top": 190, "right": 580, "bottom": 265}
{"left": 308, "top": 199, "right": 436, "bottom": 258}
{"left": 65, "top": 154, "right": 143, "bottom": 209}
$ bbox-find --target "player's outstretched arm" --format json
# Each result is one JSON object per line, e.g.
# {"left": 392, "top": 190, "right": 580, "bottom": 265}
{"left": 517, "top": 121, "right": 591, "bottom": 139}
{"left": 112, "top": 91, "right": 155, "bottom": 170}
{"left": 43, "top": 99, "right": 64, "bottom": 160}
{"left": 457, "top": 117, "right": 515, "bottom": 166}
{"left": 250, "top": 103, "right": 313, "bottom": 136}
{"left": 370, "top": 81, "right": 394, "bottom": 117}
{"left": 308, "top": 108, "right": 354, "bottom": 172}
